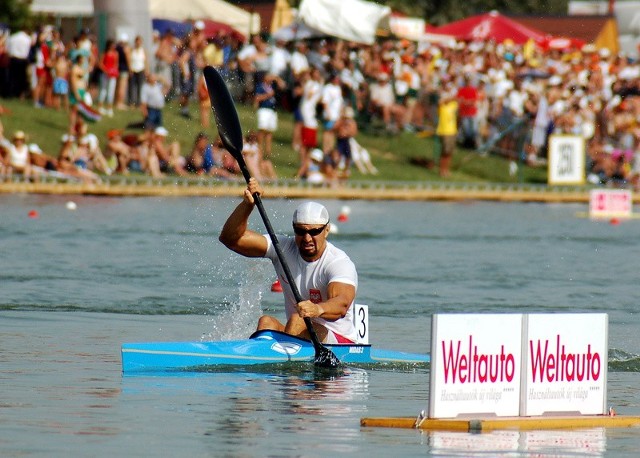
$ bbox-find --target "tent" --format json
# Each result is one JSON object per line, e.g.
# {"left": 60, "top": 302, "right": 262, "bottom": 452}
{"left": 431, "top": 11, "right": 548, "bottom": 45}
{"left": 200, "top": 19, "right": 245, "bottom": 42}
{"left": 148, "top": 0, "right": 259, "bottom": 39}
{"left": 298, "top": 0, "right": 391, "bottom": 45}
{"left": 152, "top": 18, "right": 193, "bottom": 38}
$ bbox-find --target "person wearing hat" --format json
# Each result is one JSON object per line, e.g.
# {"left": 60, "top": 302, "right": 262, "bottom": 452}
{"left": 56, "top": 133, "right": 100, "bottom": 183}
{"left": 1, "top": 130, "right": 32, "bottom": 178}
{"left": 219, "top": 179, "right": 358, "bottom": 344}
{"left": 151, "top": 126, "right": 187, "bottom": 176}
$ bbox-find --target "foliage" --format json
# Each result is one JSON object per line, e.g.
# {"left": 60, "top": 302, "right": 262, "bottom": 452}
{"left": 0, "top": 0, "right": 33, "bottom": 31}
{"left": 378, "top": 0, "right": 568, "bottom": 26}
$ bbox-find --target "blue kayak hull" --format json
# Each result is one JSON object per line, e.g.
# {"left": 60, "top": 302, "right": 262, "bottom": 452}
{"left": 122, "top": 330, "right": 430, "bottom": 374}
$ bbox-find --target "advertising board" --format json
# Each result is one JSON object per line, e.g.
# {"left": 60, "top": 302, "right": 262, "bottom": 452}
{"left": 521, "top": 313, "right": 608, "bottom": 416}
{"left": 429, "top": 314, "right": 523, "bottom": 418}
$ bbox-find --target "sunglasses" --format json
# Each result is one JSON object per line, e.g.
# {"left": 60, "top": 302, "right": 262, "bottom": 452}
{"left": 293, "top": 224, "right": 327, "bottom": 237}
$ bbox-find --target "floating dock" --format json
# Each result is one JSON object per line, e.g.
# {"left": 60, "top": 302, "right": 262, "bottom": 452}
{"left": 2, "top": 177, "right": 636, "bottom": 203}
{"left": 361, "top": 415, "right": 640, "bottom": 432}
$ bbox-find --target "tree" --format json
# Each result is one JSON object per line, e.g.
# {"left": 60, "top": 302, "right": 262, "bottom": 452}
{"left": 379, "top": 0, "right": 568, "bottom": 25}
{"left": 0, "top": 0, "right": 35, "bottom": 31}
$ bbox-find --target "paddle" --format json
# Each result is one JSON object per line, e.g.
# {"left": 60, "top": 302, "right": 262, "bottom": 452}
{"left": 203, "top": 65, "right": 341, "bottom": 369}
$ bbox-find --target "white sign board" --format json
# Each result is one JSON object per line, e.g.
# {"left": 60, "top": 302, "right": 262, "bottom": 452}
{"left": 548, "top": 135, "right": 585, "bottom": 185}
{"left": 429, "top": 314, "right": 523, "bottom": 418}
{"left": 589, "top": 189, "right": 633, "bottom": 219}
{"left": 521, "top": 314, "right": 608, "bottom": 416}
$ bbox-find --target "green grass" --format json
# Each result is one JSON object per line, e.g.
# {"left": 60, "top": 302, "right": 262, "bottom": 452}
{"left": 0, "top": 98, "right": 547, "bottom": 184}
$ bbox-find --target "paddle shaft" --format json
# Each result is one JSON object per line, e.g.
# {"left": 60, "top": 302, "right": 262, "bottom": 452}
{"left": 203, "top": 66, "right": 330, "bottom": 358}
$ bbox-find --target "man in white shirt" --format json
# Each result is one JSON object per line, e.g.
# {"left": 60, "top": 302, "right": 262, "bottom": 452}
{"left": 290, "top": 41, "right": 310, "bottom": 79}
{"left": 369, "top": 73, "right": 405, "bottom": 132}
{"left": 219, "top": 179, "right": 358, "bottom": 344}
{"left": 140, "top": 72, "right": 169, "bottom": 129}
{"left": 321, "top": 72, "right": 343, "bottom": 153}
{"left": 8, "top": 27, "right": 32, "bottom": 98}
{"left": 269, "top": 38, "right": 290, "bottom": 80}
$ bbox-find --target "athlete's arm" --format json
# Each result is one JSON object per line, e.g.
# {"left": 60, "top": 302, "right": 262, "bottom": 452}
{"left": 297, "top": 281, "right": 355, "bottom": 321}
{"left": 219, "top": 178, "right": 268, "bottom": 258}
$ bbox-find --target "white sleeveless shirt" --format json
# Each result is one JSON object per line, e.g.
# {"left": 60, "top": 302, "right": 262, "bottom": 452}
{"left": 9, "top": 143, "right": 29, "bottom": 168}
{"left": 264, "top": 235, "right": 358, "bottom": 342}
{"left": 129, "top": 47, "right": 146, "bottom": 73}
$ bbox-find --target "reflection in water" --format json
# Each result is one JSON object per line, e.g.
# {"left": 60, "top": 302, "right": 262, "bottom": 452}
{"left": 123, "top": 367, "right": 372, "bottom": 452}
{"left": 427, "top": 428, "right": 606, "bottom": 457}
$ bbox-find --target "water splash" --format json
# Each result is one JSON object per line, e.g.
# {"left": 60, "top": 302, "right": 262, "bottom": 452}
{"left": 202, "top": 261, "right": 275, "bottom": 341}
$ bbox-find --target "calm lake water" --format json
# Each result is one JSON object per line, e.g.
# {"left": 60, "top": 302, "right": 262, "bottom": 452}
{"left": 2, "top": 193, "right": 640, "bottom": 456}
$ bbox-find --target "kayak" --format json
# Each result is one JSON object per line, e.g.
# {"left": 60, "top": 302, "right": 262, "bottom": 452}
{"left": 121, "top": 329, "right": 430, "bottom": 374}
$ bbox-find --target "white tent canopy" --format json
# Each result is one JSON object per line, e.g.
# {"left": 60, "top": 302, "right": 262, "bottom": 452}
{"left": 298, "top": 0, "right": 391, "bottom": 45}
{"left": 148, "top": 0, "right": 260, "bottom": 38}
{"left": 30, "top": 0, "right": 94, "bottom": 16}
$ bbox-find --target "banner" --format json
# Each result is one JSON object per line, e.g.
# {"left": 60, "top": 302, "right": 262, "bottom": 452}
{"left": 429, "top": 314, "right": 523, "bottom": 418}
{"left": 298, "top": 0, "right": 391, "bottom": 45}
{"left": 522, "top": 313, "right": 608, "bottom": 416}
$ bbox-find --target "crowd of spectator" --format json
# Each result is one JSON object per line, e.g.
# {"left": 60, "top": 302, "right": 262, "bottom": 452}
{"left": 2, "top": 20, "right": 640, "bottom": 188}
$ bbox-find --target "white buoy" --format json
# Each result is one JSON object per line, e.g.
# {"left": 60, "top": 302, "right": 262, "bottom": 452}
{"left": 329, "top": 223, "right": 339, "bottom": 234}
{"left": 340, "top": 205, "right": 352, "bottom": 215}
{"left": 66, "top": 201, "right": 77, "bottom": 210}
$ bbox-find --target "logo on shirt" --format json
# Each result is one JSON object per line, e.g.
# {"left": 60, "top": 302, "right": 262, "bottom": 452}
{"left": 309, "top": 289, "right": 322, "bottom": 303}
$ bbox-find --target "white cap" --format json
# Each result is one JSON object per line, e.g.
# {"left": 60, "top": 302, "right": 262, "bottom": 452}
{"left": 293, "top": 202, "right": 329, "bottom": 225}
{"left": 194, "top": 20, "right": 205, "bottom": 30}
{"left": 28, "top": 143, "right": 42, "bottom": 154}
{"left": 310, "top": 148, "right": 324, "bottom": 162}
{"left": 154, "top": 126, "right": 168, "bottom": 136}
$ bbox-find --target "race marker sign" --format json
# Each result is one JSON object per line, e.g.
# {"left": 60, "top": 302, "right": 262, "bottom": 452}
{"left": 547, "top": 134, "right": 585, "bottom": 185}
{"left": 521, "top": 313, "right": 608, "bottom": 416}
{"left": 429, "top": 314, "right": 523, "bottom": 418}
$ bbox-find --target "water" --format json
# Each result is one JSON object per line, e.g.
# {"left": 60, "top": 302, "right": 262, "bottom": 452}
{"left": 2, "top": 194, "right": 640, "bottom": 456}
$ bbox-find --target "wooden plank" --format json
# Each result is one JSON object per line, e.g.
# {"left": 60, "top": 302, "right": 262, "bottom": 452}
{"left": 360, "top": 415, "right": 640, "bottom": 431}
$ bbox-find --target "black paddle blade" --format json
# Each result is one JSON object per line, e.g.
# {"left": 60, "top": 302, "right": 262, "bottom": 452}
{"left": 314, "top": 346, "right": 342, "bottom": 369}
{"left": 203, "top": 66, "right": 244, "bottom": 160}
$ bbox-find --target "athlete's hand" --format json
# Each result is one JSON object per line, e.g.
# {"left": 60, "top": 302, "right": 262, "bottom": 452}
{"left": 297, "top": 300, "right": 324, "bottom": 319}
{"left": 243, "top": 178, "right": 263, "bottom": 205}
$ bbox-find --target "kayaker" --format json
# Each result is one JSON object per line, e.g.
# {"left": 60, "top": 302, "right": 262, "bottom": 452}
{"left": 219, "top": 178, "right": 358, "bottom": 344}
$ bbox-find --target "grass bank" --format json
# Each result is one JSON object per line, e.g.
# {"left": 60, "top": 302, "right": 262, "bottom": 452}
{"left": 0, "top": 97, "right": 547, "bottom": 184}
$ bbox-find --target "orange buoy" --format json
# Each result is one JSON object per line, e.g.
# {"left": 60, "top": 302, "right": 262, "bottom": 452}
{"left": 271, "top": 279, "right": 283, "bottom": 292}
{"left": 28, "top": 210, "right": 39, "bottom": 219}
{"left": 610, "top": 218, "right": 620, "bottom": 225}
{"left": 337, "top": 213, "right": 348, "bottom": 222}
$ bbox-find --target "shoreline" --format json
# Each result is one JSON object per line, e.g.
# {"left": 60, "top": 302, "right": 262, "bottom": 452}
{"left": 0, "top": 177, "right": 629, "bottom": 203}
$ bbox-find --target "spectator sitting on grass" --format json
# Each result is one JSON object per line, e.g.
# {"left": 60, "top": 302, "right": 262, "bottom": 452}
{"left": 241, "top": 131, "right": 277, "bottom": 180}
{"left": 27, "top": 143, "right": 58, "bottom": 172}
{"left": 57, "top": 134, "right": 100, "bottom": 183}
{"left": 105, "top": 129, "right": 131, "bottom": 174}
{"left": 186, "top": 132, "right": 232, "bottom": 178}
{"left": 306, "top": 148, "right": 326, "bottom": 185}
{"left": 1, "top": 130, "right": 32, "bottom": 180}
{"left": 151, "top": 126, "right": 187, "bottom": 176}
{"left": 77, "top": 122, "right": 112, "bottom": 175}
